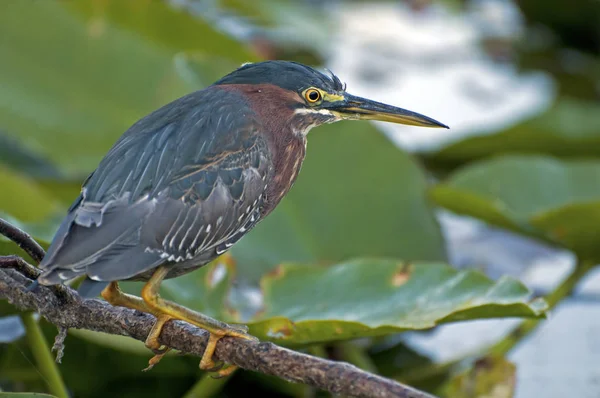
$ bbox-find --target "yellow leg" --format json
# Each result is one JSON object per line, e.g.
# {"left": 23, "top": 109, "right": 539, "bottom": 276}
{"left": 101, "top": 281, "right": 152, "bottom": 313}
{"left": 142, "top": 315, "right": 173, "bottom": 371}
{"left": 140, "top": 266, "right": 257, "bottom": 376}
{"left": 101, "top": 282, "right": 172, "bottom": 366}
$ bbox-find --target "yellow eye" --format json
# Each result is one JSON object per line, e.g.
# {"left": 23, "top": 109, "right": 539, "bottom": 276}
{"left": 304, "top": 88, "right": 322, "bottom": 103}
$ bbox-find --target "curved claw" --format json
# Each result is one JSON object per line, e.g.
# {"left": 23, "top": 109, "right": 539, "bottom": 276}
{"left": 143, "top": 350, "right": 170, "bottom": 372}
{"left": 150, "top": 346, "right": 171, "bottom": 355}
{"left": 203, "top": 360, "right": 225, "bottom": 373}
{"left": 210, "top": 365, "right": 238, "bottom": 379}
{"left": 144, "top": 314, "right": 174, "bottom": 352}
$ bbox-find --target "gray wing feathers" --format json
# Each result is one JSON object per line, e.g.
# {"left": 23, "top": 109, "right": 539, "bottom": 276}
{"left": 38, "top": 194, "right": 162, "bottom": 284}
{"left": 37, "top": 88, "right": 271, "bottom": 289}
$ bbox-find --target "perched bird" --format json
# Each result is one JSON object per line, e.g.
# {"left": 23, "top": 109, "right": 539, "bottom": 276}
{"left": 35, "top": 60, "right": 447, "bottom": 374}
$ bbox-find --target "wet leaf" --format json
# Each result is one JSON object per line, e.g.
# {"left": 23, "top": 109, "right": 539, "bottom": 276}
{"left": 232, "top": 124, "right": 447, "bottom": 281}
{"left": 427, "top": 99, "right": 600, "bottom": 168}
{"left": 244, "top": 260, "right": 546, "bottom": 345}
{"left": 430, "top": 155, "right": 600, "bottom": 260}
{"left": 442, "top": 356, "right": 516, "bottom": 398}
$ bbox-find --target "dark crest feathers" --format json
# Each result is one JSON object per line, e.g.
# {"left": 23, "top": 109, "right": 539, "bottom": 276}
{"left": 214, "top": 60, "right": 346, "bottom": 93}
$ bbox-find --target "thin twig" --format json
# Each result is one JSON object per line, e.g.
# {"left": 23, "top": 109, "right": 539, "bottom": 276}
{"left": 0, "top": 218, "right": 45, "bottom": 262}
{"left": 0, "top": 218, "right": 436, "bottom": 398}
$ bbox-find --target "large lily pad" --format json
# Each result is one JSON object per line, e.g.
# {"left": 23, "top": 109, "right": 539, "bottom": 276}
{"left": 65, "top": 1, "right": 253, "bottom": 61}
{"left": 156, "top": 259, "right": 547, "bottom": 346}
{"left": 0, "top": 1, "right": 248, "bottom": 177}
{"left": 0, "top": 133, "right": 61, "bottom": 179}
{"left": 85, "top": 258, "right": 545, "bottom": 349}
{"left": 0, "top": 168, "right": 59, "bottom": 223}
{"left": 430, "top": 155, "right": 600, "bottom": 260}
{"left": 426, "top": 99, "right": 600, "bottom": 168}
{"left": 244, "top": 260, "right": 546, "bottom": 345}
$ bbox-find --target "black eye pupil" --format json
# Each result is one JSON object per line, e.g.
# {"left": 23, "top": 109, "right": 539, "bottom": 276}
{"left": 308, "top": 91, "right": 319, "bottom": 101}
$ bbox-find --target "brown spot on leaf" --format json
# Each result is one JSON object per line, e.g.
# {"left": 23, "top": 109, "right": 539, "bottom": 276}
{"left": 392, "top": 263, "right": 413, "bottom": 287}
{"left": 266, "top": 264, "right": 285, "bottom": 280}
{"left": 550, "top": 226, "right": 567, "bottom": 240}
{"left": 274, "top": 323, "right": 294, "bottom": 337}
{"left": 475, "top": 356, "right": 493, "bottom": 370}
{"left": 335, "top": 326, "right": 343, "bottom": 335}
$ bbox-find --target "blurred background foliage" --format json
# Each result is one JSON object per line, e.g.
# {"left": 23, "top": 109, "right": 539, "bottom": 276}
{"left": 0, "top": 0, "right": 598, "bottom": 397}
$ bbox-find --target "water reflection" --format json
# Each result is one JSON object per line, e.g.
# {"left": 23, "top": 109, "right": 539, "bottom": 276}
{"left": 326, "top": 0, "right": 556, "bottom": 152}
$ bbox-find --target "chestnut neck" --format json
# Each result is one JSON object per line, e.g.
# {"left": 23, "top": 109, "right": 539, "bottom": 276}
{"left": 217, "top": 83, "right": 308, "bottom": 213}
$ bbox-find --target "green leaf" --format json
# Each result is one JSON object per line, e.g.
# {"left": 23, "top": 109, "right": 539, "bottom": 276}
{"left": 173, "top": 52, "right": 242, "bottom": 89}
{"left": 245, "top": 260, "right": 546, "bottom": 345}
{"left": 370, "top": 340, "right": 451, "bottom": 392}
{"left": 67, "top": 330, "right": 150, "bottom": 356}
{"left": 0, "top": 1, "right": 248, "bottom": 177}
{"left": 151, "top": 259, "right": 544, "bottom": 347}
{"left": 0, "top": 168, "right": 59, "bottom": 223}
{"left": 442, "top": 356, "right": 516, "bottom": 398}
{"left": 232, "top": 124, "right": 447, "bottom": 281}
{"left": 65, "top": 1, "right": 254, "bottom": 61}
{"left": 430, "top": 155, "right": 600, "bottom": 259}
{"left": 88, "top": 256, "right": 544, "bottom": 348}
{"left": 427, "top": 98, "right": 600, "bottom": 168}
{"left": 0, "top": 394, "right": 57, "bottom": 398}
{"left": 0, "top": 133, "right": 61, "bottom": 179}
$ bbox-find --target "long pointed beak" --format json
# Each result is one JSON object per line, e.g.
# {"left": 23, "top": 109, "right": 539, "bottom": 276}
{"left": 327, "top": 93, "right": 449, "bottom": 129}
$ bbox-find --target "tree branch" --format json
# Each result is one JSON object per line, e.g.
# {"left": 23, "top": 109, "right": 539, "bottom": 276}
{"left": 0, "top": 219, "right": 436, "bottom": 398}
{"left": 0, "top": 218, "right": 45, "bottom": 262}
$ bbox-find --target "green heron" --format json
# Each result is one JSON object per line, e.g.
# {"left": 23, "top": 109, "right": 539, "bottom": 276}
{"left": 35, "top": 60, "right": 447, "bottom": 375}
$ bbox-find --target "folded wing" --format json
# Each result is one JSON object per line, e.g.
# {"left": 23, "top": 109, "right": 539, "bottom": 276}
{"left": 38, "top": 88, "right": 272, "bottom": 292}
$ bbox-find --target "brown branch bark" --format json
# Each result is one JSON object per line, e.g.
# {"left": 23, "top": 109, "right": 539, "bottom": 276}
{"left": 0, "top": 218, "right": 436, "bottom": 398}
{"left": 0, "top": 218, "right": 45, "bottom": 262}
